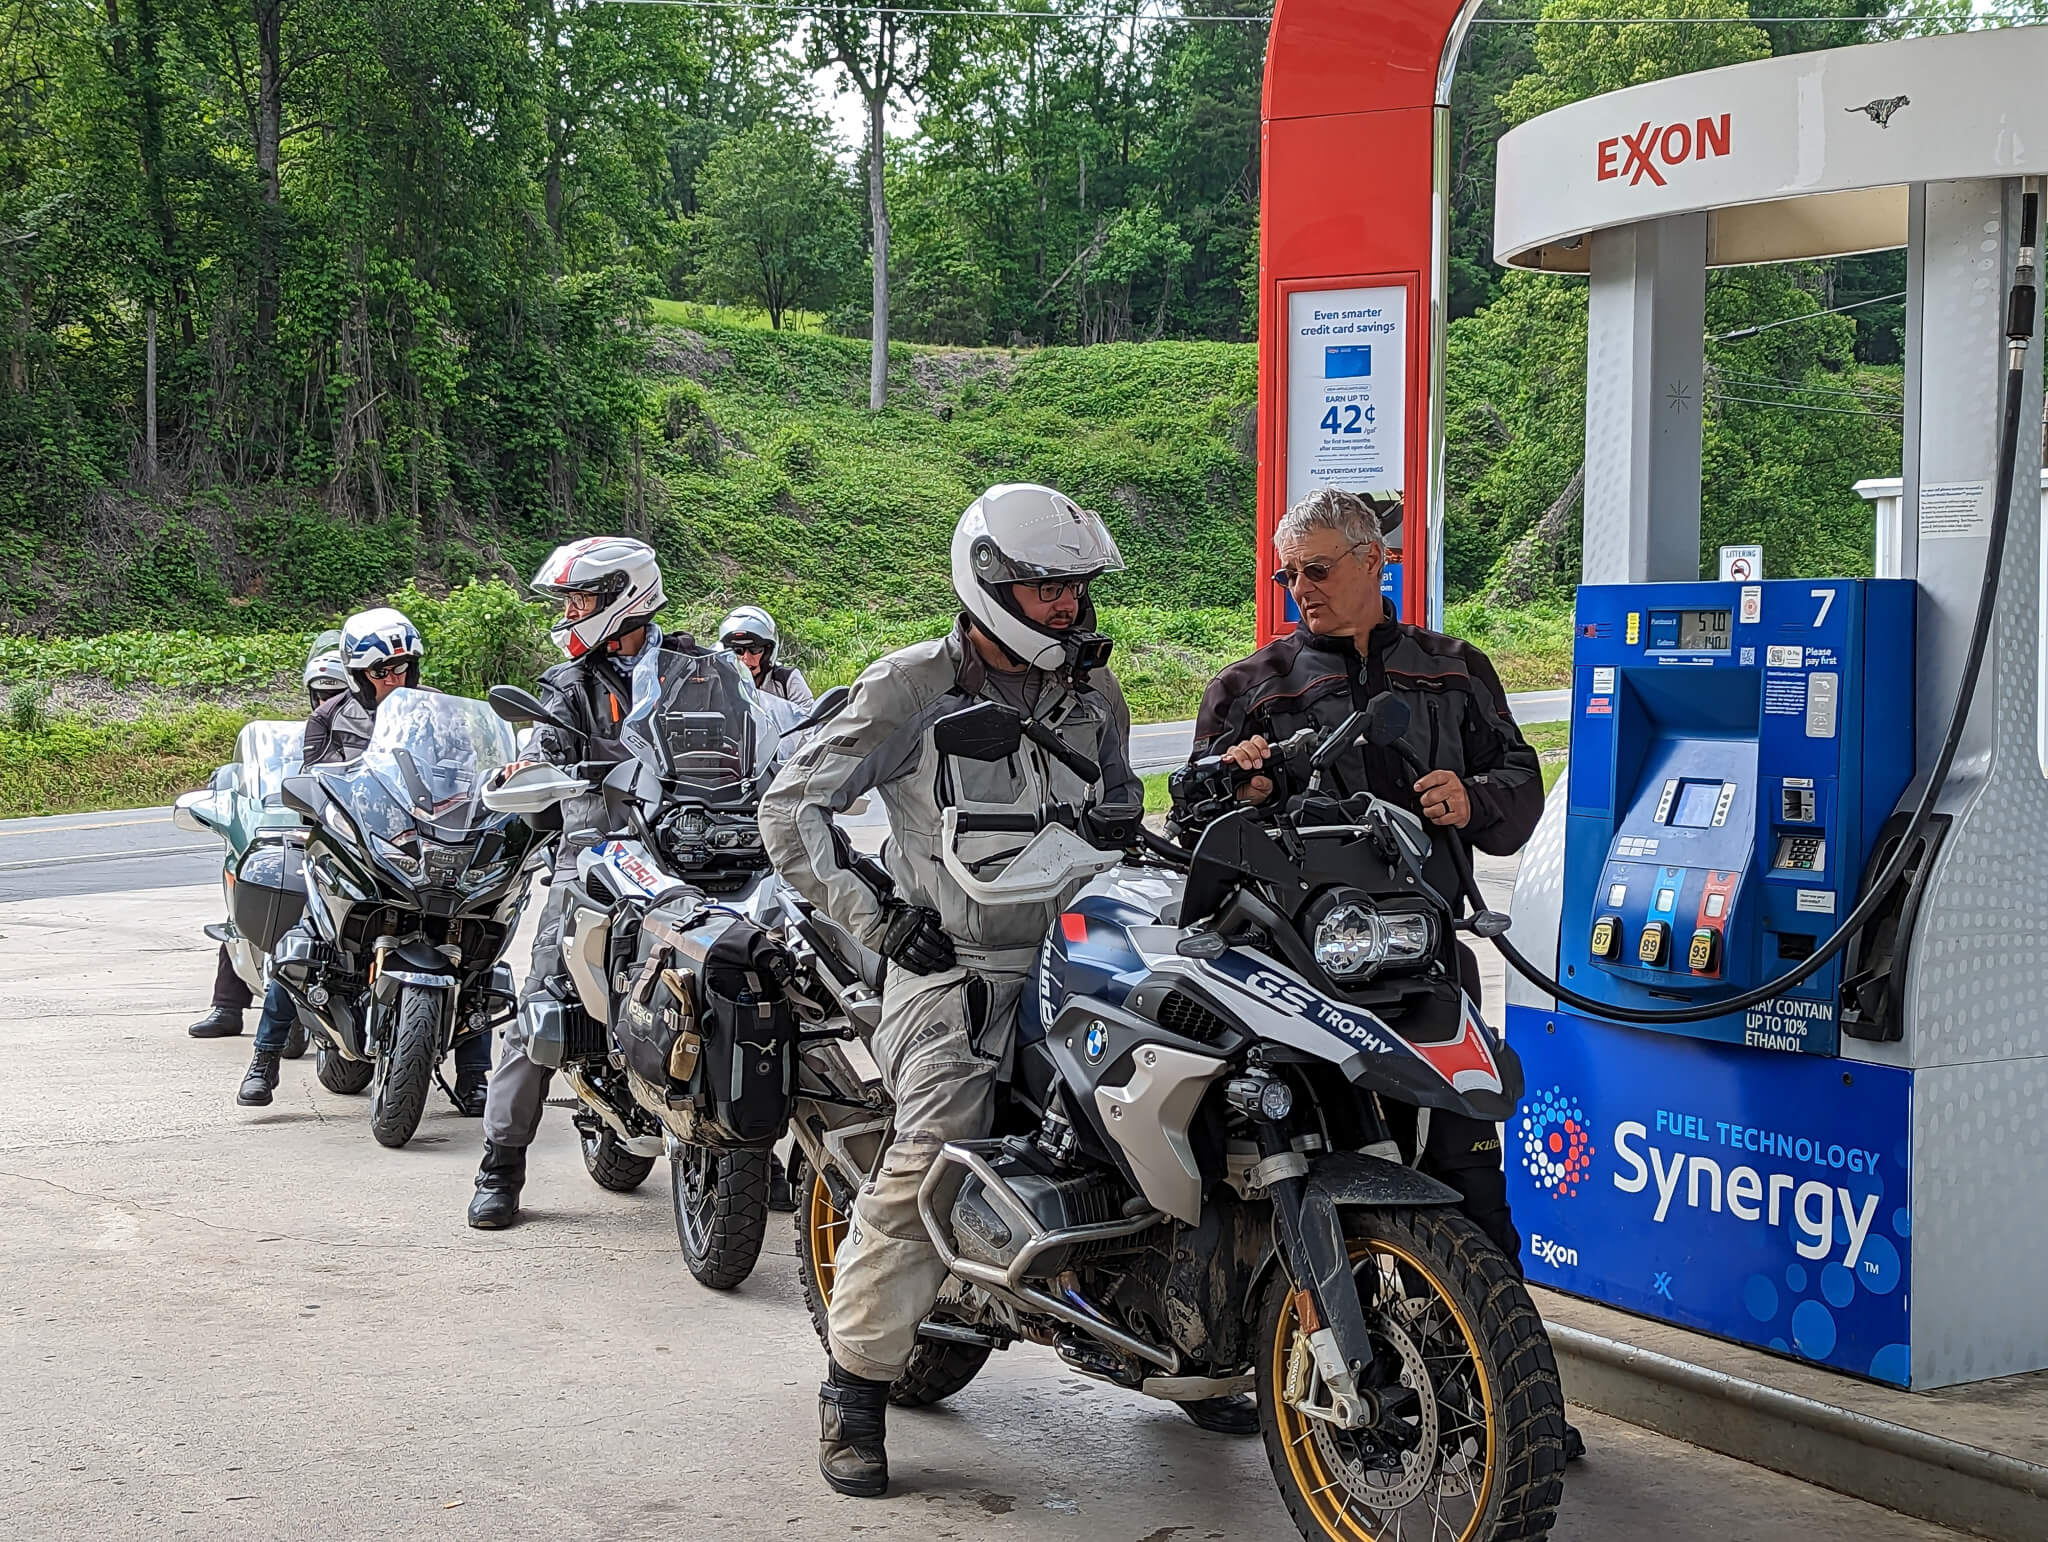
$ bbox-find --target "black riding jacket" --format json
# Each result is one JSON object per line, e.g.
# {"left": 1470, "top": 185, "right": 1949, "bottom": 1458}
{"left": 1173, "top": 610, "right": 1544, "bottom": 894}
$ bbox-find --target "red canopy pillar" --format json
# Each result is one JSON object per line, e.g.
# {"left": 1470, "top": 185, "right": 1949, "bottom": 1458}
{"left": 1257, "top": 0, "right": 1478, "bottom": 642}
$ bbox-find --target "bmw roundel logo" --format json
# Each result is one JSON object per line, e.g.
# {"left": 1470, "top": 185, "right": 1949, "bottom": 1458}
{"left": 1085, "top": 1023, "right": 1108, "bottom": 1063}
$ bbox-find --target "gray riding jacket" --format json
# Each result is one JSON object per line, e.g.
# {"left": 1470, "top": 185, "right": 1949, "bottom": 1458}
{"left": 759, "top": 617, "right": 1141, "bottom": 964}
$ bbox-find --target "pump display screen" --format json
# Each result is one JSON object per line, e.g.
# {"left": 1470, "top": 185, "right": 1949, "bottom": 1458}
{"left": 1671, "top": 780, "right": 1723, "bottom": 828}
{"left": 1647, "top": 609, "right": 1732, "bottom": 652}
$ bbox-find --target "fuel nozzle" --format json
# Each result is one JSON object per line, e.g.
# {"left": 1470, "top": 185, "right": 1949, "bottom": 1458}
{"left": 2007, "top": 185, "right": 2039, "bottom": 364}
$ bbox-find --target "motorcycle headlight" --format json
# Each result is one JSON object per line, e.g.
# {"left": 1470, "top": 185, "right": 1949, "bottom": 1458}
{"left": 372, "top": 833, "right": 422, "bottom": 879}
{"left": 418, "top": 838, "right": 467, "bottom": 886}
{"left": 1313, "top": 897, "right": 1436, "bottom": 981}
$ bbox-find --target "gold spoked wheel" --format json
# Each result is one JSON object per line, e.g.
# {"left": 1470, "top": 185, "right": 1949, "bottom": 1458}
{"left": 791, "top": 1157, "right": 993, "bottom": 1408}
{"left": 1257, "top": 1208, "right": 1565, "bottom": 1542}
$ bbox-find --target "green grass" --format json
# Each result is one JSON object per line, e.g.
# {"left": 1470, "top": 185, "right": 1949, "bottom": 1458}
{"left": 0, "top": 708, "right": 247, "bottom": 817}
{"left": 1442, "top": 600, "right": 1574, "bottom": 694}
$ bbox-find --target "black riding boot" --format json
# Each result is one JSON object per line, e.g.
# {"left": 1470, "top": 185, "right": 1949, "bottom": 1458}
{"left": 453, "top": 1066, "right": 488, "bottom": 1117}
{"left": 768, "top": 1151, "right": 795, "bottom": 1212}
{"left": 1178, "top": 1394, "right": 1260, "bottom": 1434}
{"left": 236, "top": 1050, "right": 281, "bottom": 1107}
{"left": 467, "top": 1142, "right": 527, "bottom": 1229}
{"left": 189, "top": 1005, "right": 246, "bottom": 1039}
{"left": 818, "top": 1359, "right": 891, "bottom": 1498}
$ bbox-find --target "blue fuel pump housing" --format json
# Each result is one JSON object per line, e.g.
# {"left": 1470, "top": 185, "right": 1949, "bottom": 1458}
{"left": 1560, "top": 579, "right": 1915, "bottom": 1054}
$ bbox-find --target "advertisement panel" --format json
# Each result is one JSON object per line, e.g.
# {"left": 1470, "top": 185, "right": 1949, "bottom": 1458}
{"left": 1506, "top": 1007, "right": 1914, "bottom": 1385}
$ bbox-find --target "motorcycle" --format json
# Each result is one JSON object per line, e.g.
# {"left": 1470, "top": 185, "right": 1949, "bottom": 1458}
{"left": 260, "top": 688, "right": 545, "bottom": 1147}
{"left": 482, "top": 650, "right": 804, "bottom": 1284}
{"left": 784, "top": 692, "right": 1567, "bottom": 1542}
{"left": 173, "top": 719, "right": 316, "bottom": 1059}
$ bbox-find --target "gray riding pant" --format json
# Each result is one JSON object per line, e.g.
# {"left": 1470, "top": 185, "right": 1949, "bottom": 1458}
{"left": 826, "top": 962, "right": 1025, "bottom": 1383}
{"left": 482, "top": 849, "right": 578, "bottom": 1150}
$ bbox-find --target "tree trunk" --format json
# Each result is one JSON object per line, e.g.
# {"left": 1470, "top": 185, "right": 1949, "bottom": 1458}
{"left": 254, "top": 0, "right": 285, "bottom": 352}
{"left": 145, "top": 307, "right": 158, "bottom": 480}
{"left": 1486, "top": 463, "right": 1586, "bottom": 609}
{"left": 866, "top": 87, "right": 889, "bottom": 412}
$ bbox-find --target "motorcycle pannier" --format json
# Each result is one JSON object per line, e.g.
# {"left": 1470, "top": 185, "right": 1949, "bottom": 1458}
{"left": 615, "top": 907, "right": 795, "bottom": 1150}
{"left": 231, "top": 838, "right": 307, "bottom": 953}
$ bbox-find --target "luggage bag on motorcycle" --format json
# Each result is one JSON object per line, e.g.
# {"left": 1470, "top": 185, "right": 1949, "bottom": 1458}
{"left": 229, "top": 837, "right": 307, "bottom": 953}
{"left": 615, "top": 903, "right": 795, "bottom": 1150}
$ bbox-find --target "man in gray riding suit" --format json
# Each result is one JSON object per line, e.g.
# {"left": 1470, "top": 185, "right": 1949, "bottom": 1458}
{"left": 467, "top": 537, "right": 700, "bottom": 1229}
{"left": 763, "top": 484, "right": 1237, "bottom": 1500}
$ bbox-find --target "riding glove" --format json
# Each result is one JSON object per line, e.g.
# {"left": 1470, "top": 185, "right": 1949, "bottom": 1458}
{"left": 878, "top": 901, "right": 955, "bottom": 975}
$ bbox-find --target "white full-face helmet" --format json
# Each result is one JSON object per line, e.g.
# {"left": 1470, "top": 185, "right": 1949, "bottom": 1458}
{"left": 339, "top": 607, "right": 424, "bottom": 705}
{"left": 531, "top": 536, "right": 666, "bottom": 660}
{"left": 717, "top": 605, "right": 779, "bottom": 661}
{"left": 950, "top": 483, "right": 1124, "bottom": 671}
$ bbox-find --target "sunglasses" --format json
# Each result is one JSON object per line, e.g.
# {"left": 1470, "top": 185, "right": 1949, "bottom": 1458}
{"left": 363, "top": 658, "right": 414, "bottom": 682}
{"left": 729, "top": 641, "right": 767, "bottom": 657}
{"left": 1020, "top": 578, "right": 1089, "bottom": 604}
{"left": 1271, "top": 541, "right": 1374, "bottom": 591}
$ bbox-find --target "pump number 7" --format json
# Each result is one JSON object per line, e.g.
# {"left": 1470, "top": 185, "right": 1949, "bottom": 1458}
{"left": 1811, "top": 588, "right": 1835, "bottom": 628}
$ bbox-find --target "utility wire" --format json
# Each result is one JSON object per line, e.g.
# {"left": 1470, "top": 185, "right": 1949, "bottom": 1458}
{"left": 1707, "top": 390, "right": 1902, "bottom": 420}
{"left": 1713, "top": 289, "right": 1907, "bottom": 341}
{"left": 596, "top": 2, "right": 2040, "bottom": 26}
{"left": 1716, "top": 372, "right": 1903, "bottom": 403}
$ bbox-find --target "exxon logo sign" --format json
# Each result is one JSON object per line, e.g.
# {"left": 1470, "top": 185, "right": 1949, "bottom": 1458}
{"left": 1596, "top": 114, "right": 1732, "bottom": 187}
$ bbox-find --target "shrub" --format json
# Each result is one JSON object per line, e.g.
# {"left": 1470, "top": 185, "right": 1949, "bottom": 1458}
{"left": 393, "top": 580, "right": 557, "bottom": 698}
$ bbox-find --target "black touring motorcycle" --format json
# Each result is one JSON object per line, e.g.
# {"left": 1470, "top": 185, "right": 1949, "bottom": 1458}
{"left": 245, "top": 689, "right": 546, "bottom": 1146}
{"left": 783, "top": 693, "right": 1567, "bottom": 1542}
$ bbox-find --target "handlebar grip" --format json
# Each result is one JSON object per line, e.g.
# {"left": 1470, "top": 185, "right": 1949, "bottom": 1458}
{"left": 953, "top": 812, "right": 1041, "bottom": 834}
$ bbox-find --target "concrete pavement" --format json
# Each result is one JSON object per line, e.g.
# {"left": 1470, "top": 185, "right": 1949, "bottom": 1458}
{"left": 0, "top": 878, "right": 1971, "bottom": 1540}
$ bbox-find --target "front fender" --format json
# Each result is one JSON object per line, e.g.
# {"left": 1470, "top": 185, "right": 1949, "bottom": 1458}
{"left": 1307, "top": 1150, "right": 1460, "bottom": 1208}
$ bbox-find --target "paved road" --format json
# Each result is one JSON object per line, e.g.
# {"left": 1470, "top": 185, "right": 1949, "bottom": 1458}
{"left": 1125, "top": 688, "right": 1569, "bottom": 773}
{"left": 0, "top": 879, "right": 1970, "bottom": 1541}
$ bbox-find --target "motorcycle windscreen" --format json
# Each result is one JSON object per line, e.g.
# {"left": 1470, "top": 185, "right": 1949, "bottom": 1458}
{"left": 236, "top": 720, "right": 306, "bottom": 806}
{"left": 331, "top": 688, "right": 518, "bottom": 842}
{"left": 618, "top": 649, "right": 784, "bottom": 807}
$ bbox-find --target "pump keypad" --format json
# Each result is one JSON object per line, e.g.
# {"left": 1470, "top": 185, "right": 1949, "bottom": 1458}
{"left": 1773, "top": 834, "right": 1826, "bottom": 872}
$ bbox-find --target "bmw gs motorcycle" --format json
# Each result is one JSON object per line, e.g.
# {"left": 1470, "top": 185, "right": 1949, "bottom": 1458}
{"left": 266, "top": 689, "right": 545, "bottom": 1147}
{"left": 482, "top": 652, "right": 806, "bottom": 1286}
{"left": 788, "top": 693, "right": 1567, "bottom": 1542}
{"left": 173, "top": 719, "right": 316, "bottom": 1060}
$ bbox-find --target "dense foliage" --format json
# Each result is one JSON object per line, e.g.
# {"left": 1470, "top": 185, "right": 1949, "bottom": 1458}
{"left": 2, "top": 0, "right": 2000, "bottom": 641}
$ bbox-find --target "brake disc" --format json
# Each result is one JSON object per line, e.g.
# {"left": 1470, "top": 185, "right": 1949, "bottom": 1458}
{"left": 1308, "top": 1312, "right": 1439, "bottom": 1514}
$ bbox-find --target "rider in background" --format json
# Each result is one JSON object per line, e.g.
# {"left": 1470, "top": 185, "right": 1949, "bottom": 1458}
{"left": 232, "top": 609, "right": 498, "bottom": 1111}
{"left": 719, "top": 605, "right": 814, "bottom": 708}
{"left": 187, "top": 633, "right": 349, "bottom": 1042}
{"left": 467, "top": 538, "right": 699, "bottom": 1230}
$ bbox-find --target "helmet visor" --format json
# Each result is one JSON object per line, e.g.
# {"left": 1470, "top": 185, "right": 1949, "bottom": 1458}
{"left": 971, "top": 504, "right": 1125, "bottom": 586}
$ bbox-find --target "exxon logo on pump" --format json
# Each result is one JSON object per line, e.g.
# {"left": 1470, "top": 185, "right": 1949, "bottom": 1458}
{"left": 1596, "top": 114, "right": 1732, "bottom": 187}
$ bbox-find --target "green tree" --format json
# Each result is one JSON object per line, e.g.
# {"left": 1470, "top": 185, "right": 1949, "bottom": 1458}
{"left": 693, "top": 122, "right": 861, "bottom": 329}
{"left": 1498, "top": 0, "right": 1771, "bottom": 128}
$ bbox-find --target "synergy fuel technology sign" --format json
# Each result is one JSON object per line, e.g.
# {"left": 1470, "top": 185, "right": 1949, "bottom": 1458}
{"left": 1507, "top": 1009, "right": 1913, "bottom": 1385}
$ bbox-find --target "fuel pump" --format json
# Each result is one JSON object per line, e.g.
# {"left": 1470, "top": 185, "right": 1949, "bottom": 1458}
{"left": 1473, "top": 26, "right": 2048, "bottom": 1390}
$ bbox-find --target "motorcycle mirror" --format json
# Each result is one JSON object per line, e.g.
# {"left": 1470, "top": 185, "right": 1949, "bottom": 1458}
{"left": 1362, "top": 693, "right": 1412, "bottom": 747}
{"left": 933, "top": 701, "right": 1024, "bottom": 763}
{"left": 171, "top": 790, "right": 216, "bottom": 835}
{"left": 278, "top": 775, "right": 324, "bottom": 819}
{"left": 488, "top": 684, "right": 577, "bottom": 739}
{"left": 792, "top": 685, "right": 851, "bottom": 734}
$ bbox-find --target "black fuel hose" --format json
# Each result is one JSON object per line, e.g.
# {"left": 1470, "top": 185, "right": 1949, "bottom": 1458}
{"left": 1464, "top": 185, "right": 2041, "bottom": 1027}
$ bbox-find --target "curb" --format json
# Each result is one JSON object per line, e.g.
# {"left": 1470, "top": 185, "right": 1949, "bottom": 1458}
{"left": 1549, "top": 1323, "right": 2048, "bottom": 1541}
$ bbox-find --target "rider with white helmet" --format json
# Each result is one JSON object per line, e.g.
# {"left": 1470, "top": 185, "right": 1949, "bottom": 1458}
{"left": 718, "top": 605, "right": 814, "bottom": 708}
{"left": 467, "top": 536, "right": 708, "bottom": 1230}
{"left": 760, "top": 484, "right": 1165, "bottom": 1499}
{"left": 232, "top": 606, "right": 496, "bottom": 1112}
{"left": 187, "top": 628, "right": 358, "bottom": 1043}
